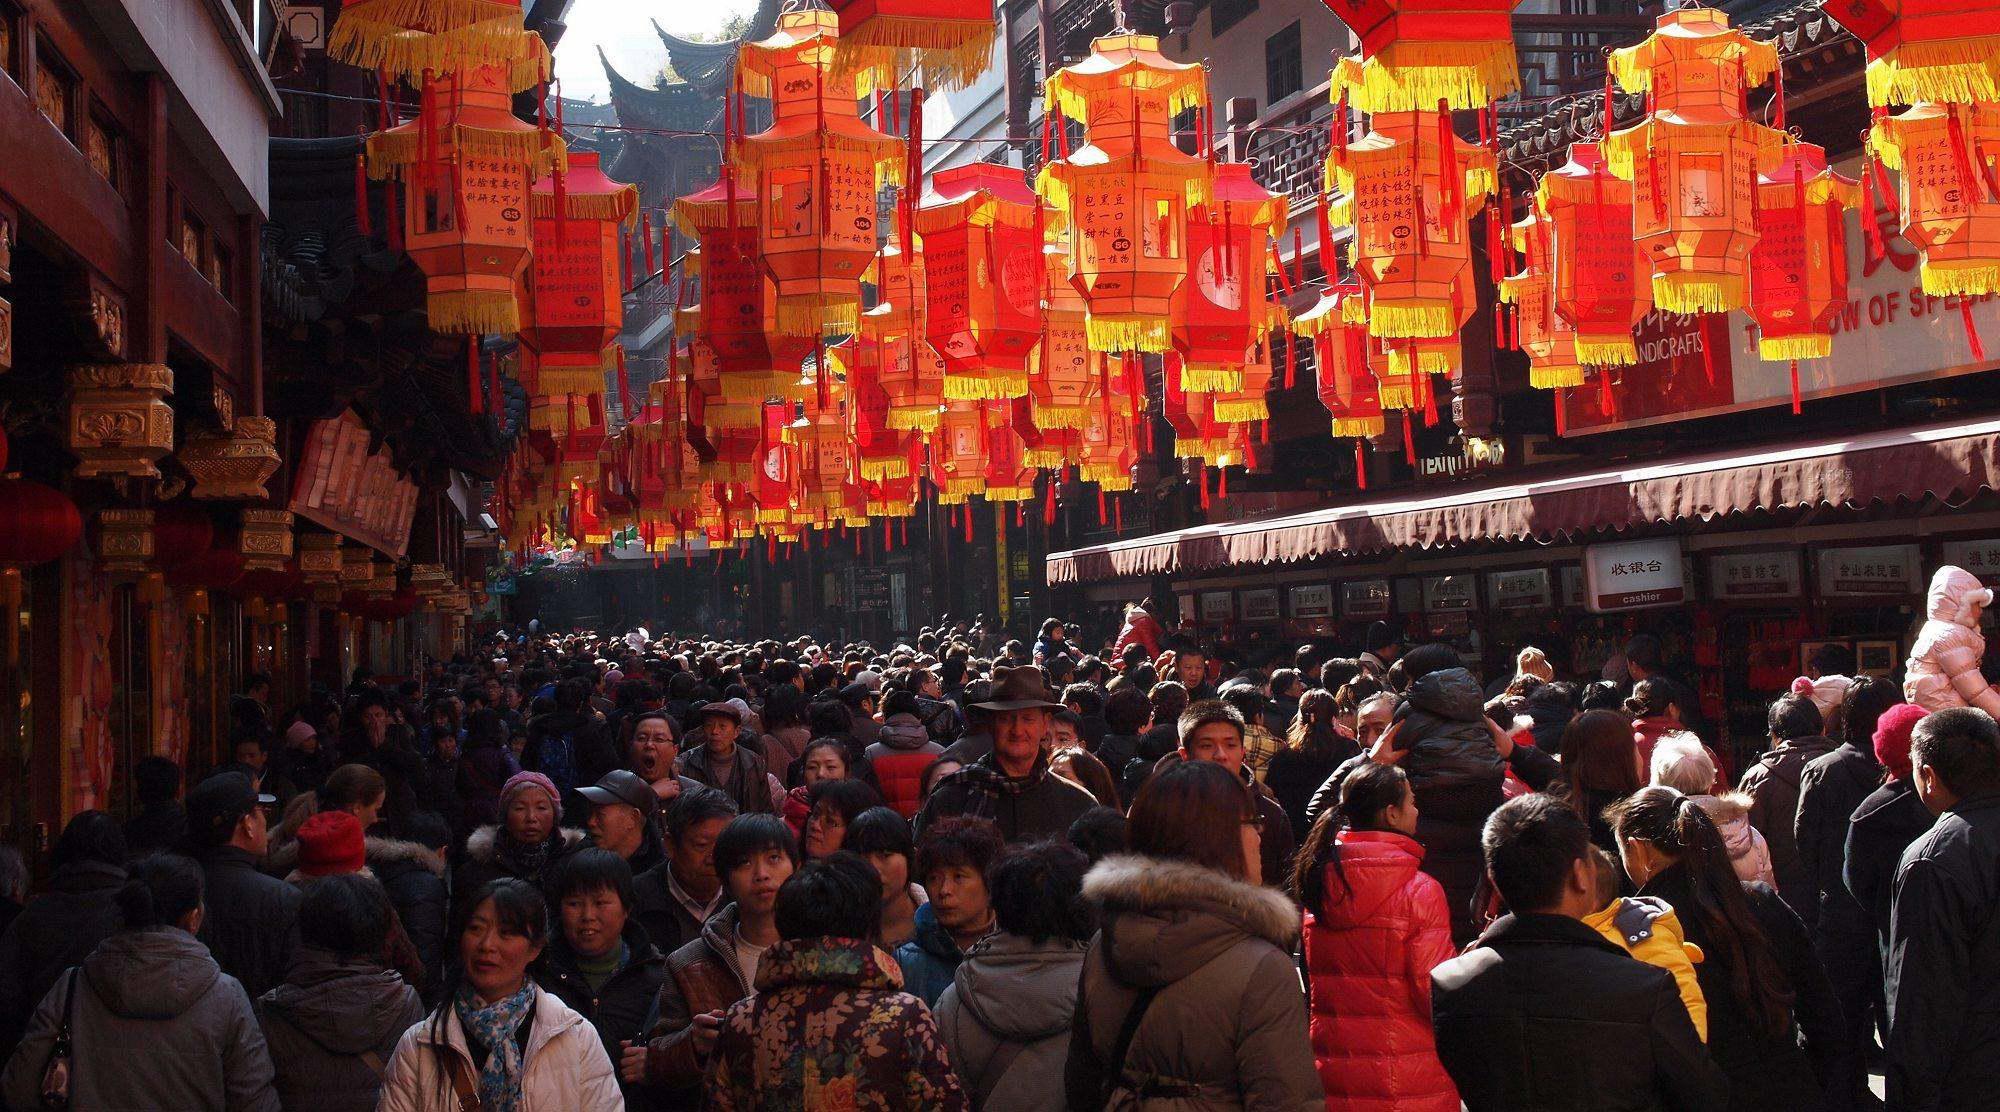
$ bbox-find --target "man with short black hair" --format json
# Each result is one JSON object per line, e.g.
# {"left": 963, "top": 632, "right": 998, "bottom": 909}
{"left": 1430, "top": 794, "right": 1725, "bottom": 1111}
{"left": 633, "top": 788, "right": 740, "bottom": 955}
{"left": 185, "top": 769, "right": 299, "bottom": 1000}
{"left": 1886, "top": 707, "right": 2000, "bottom": 1110}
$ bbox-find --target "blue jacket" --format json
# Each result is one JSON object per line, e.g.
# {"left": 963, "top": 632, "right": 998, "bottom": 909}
{"left": 893, "top": 902, "right": 966, "bottom": 1007}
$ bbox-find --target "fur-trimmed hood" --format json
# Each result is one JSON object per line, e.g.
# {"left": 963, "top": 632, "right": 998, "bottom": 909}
{"left": 463, "top": 823, "right": 588, "bottom": 865}
{"left": 1083, "top": 854, "right": 1300, "bottom": 989}
{"left": 267, "top": 833, "right": 445, "bottom": 878}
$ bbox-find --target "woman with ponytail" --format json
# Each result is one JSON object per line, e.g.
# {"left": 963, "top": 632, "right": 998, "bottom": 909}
{"left": 1, "top": 852, "right": 280, "bottom": 1110}
{"left": 1267, "top": 688, "right": 1362, "bottom": 842}
{"left": 1292, "top": 762, "right": 1458, "bottom": 1112}
{"left": 1609, "top": 786, "right": 1841, "bottom": 1111}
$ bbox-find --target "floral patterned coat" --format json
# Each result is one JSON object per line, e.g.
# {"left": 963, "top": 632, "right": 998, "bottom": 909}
{"left": 703, "top": 936, "right": 970, "bottom": 1112}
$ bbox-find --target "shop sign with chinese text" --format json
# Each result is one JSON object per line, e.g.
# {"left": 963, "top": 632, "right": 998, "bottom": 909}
{"left": 1423, "top": 575, "right": 1479, "bottom": 612}
{"left": 1816, "top": 544, "right": 1922, "bottom": 597}
{"left": 1342, "top": 579, "right": 1392, "bottom": 619}
{"left": 1488, "top": 567, "right": 1553, "bottom": 611}
{"left": 1710, "top": 550, "right": 1802, "bottom": 600}
{"left": 1199, "top": 591, "right": 1235, "bottom": 622}
{"left": 1240, "top": 588, "right": 1281, "bottom": 622}
{"left": 1941, "top": 539, "right": 2000, "bottom": 586}
{"left": 1289, "top": 584, "right": 1335, "bottom": 619}
{"left": 1584, "top": 539, "right": 1685, "bottom": 612}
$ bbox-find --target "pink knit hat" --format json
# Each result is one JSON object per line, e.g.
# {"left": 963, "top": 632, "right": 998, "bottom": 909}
{"left": 500, "top": 770, "right": 561, "bottom": 811}
{"left": 1873, "top": 703, "right": 1928, "bottom": 780}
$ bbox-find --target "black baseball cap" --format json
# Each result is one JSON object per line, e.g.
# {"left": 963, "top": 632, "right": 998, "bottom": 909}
{"left": 577, "top": 769, "right": 658, "bottom": 818}
{"left": 186, "top": 770, "right": 277, "bottom": 842}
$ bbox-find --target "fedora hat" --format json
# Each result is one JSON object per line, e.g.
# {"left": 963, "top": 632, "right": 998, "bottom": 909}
{"left": 972, "top": 666, "right": 1064, "bottom": 712}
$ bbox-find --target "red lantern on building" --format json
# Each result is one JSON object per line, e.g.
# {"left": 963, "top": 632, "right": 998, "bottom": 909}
{"left": 368, "top": 63, "right": 565, "bottom": 334}
{"left": 1171, "top": 162, "right": 1286, "bottom": 392}
{"left": 1537, "top": 141, "right": 1652, "bottom": 367}
{"left": 735, "top": 10, "right": 903, "bottom": 338}
{"left": 1822, "top": 0, "right": 2000, "bottom": 108}
{"left": 1321, "top": 0, "right": 1521, "bottom": 112}
{"left": 521, "top": 151, "right": 633, "bottom": 397}
{"left": 1297, "top": 289, "right": 1387, "bottom": 439}
{"left": 1603, "top": 7, "right": 1786, "bottom": 315}
{"left": 1039, "top": 33, "right": 1210, "bottom": 353}
{"left": 1870, "top": 102, "right": 2000, "bottom": 298}
{"left": 916, "top": 165, "right": 1044, "bottom": 401}
{"left": 1327, "top": 109, "right": 1495, "bottom": 338}
{"left": 1750, "top": 142, "right": 1859, "bottom": 362}
{"left": 0, "top": 476, "right": 81, "bottom": 623}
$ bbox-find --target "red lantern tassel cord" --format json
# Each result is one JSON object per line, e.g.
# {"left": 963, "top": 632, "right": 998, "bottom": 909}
{"left": 467, "top": 339, "right": 483, "bottom": 414}
{"left": 962, "top": 503, "right": 975, "bottom": 542}
{"left": 615, "top": 347, "right": 634, "bottom": 422}
{"left": 1114, "top": 497, "right": 1123, "bottom": 532}
{"left": 1354, "top": 440, "right": 1368, "bottom": 491}
{"left": 1790, "top": 360, "right": 1802, "bottom": 415}
{"left": 1401, "top": 412, "right": 1416, "bottom": 464}
{"left": 353, "top": 151, "right": 372, "bottom": 236}
{"left": 641, "top": 212, "right": 656, "bottom": 279}
{"left": 1963, "top": 300, "right": 1988, "bottom": 362}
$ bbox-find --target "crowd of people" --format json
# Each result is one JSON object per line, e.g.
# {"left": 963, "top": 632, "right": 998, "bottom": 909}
{"left": 0, "top": 598, "right": 1997, "bottom": 1110}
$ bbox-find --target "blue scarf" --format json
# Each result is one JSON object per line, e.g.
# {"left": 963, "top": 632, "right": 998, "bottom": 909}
{"left": 455, "top": 982, "right": 536, "bottom": 1112}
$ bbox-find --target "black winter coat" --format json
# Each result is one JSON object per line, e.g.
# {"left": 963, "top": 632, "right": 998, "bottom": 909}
{"left": 368, "top": 837, "right": 448, "bottom": 1003}
{"left": 535, "top": 921, "right": 668, "bottom": 1110}
{"left": 1843, "top": 778, "right": 1934, "bottom": 951}
{"left": 255, "top": 949, "right": 423, "bottom": 1112}
{"left": 1386, "top": 668, "right": 1507, "bottom": 943}
{"left": 1794, "top": 742, "right": 1883, "bottom": 938}
{"left": 1884, "top": 793, "right": 2000, "bottom": 1111}
{"left": 523, "top": 709, "right": 622, "bottom": 822}
{"left": 1639, "top": 863, "right": 1842, "bottom": 1112}
{"left": 632, "top": 862, "right": 715, "bottom": 960}
{"left": 1738, "top": 735, "right": 1839, "bottom": 926}
{"left": 0, "top": 860, "right": 126, "bottom": 1060}
{"left": 124, "top": 801, "right": 188, "bottom": 854}
{"left": 1432, "top": 912, "right": 1727, "bottom": 1111}
{"left": 452, "top": 825, "right": 589, "bottom": 899}
{"left": 194, "top": 845, "right": 303, "bottom": 1002}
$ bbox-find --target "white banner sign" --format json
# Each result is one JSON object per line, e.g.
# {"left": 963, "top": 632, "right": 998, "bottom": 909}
{"left": 1710, "top": 550, "right": 1803, "bottom": 600}
{"left": 1817, "top": 544, "right": 1922, "bottom": 597}
{"left": 1585, "top": 539, "right": 1686, "bottom": 612}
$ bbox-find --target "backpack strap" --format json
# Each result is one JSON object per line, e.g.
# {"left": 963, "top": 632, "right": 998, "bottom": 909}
{"left": 971, "top": 1034, "right": 1033, "bottom": 1106}
{"left": 1098, "top": 984, "right": 1162, "bottom": 1108}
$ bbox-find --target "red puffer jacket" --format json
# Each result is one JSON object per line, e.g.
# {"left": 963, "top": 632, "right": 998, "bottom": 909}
{"left": 1303, "top": 830, "right": 1460, "bottom": 1112}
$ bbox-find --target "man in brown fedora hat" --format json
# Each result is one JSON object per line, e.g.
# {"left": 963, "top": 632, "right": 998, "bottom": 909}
{"left": 915, "top": 666, "right": 1096, "bottom": 843}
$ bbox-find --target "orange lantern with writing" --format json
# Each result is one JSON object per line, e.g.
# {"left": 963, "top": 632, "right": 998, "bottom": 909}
{"left": 1822, "top": 0, "right": 2000, "bottom": 108}
{"left": 368, "top": 63, "right": 565, "bottom": 334}
{"left": 1499, "top": 206, "right": 1586, "bottom": 389}
{"left": 1321, "top": 0, "right": 1520, "bottom": 112}
{"left": 1603, "top": 7, "right": 1785, "bottom": 315}
{"left": 1326, "top": 109, "right": 1494, "bottom": 338}
{"left": 1750, "top": 141, "right": 1859, "bottom": 361}
{"left": 736, "top": 11, "right": 902, "bottom": 338}
{"left": 982, "top": 422, "right": 1038, "bottom": 503}
{"left": 916, "top": 165, "right": 1044, "bottom": 401}
{"left": 1537, "top": 141, "right": 1651, "bottom": 366}
{"left": 673, "top": 182, "right": 797, "bottom": 404}
{"left": 1870, "top": 102, "right": 2000, "bottom": 297}
{"left": 330, "top": 0, "right": 549, "bottom": 87}
{"left": 1031, "top": 241, "right": 1097, "bottom": 430}
{"left": 522, "top": 151, "right": 634, "bottom": 396}
{"left": 792, "top": 364, "right": 854, "bottom": 517}
{"left": 929, "top": 399, "right": 989, "bottom": 504}
{"left": 860, "top": 244, "right": 948, "bottom": 433}
{"left": 838, "top": 339, "right": 917, "bottom": 483}
{"left": 1171, "top": 161, "right": 1287, "bottom": 392}
{"left": 1297, "top": 288, "right": 1386, "bottom": 438}
{"left": 825, "top": 0, "right": 998, "bottom": 92}
{"left": 1039, "top": 33, "right": 1209, "bottom": 353}
{"left": 1078, "top": 403, "right": 1138, "bottom": 492}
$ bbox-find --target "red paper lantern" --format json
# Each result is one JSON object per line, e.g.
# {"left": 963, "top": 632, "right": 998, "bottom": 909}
{"left": 522, "top": 152, "right": 634, "bottom": 397}
{"left": 916, "top": 165, "right": 1044, "bottom": 400}
{"left": 1499, "top": 206, "right": 1586, "bottom": 389}
{"left": 928, "top": 400, "right": 989, "bottom": 504}
{"left": 1163, "top": 355, "right": 1231, "bottom": 464}
{"left": 1297, "top": 289, "right": 1387, "bottom": 439}
{"left": 1171, "top": 162, "right": 1286, "bottom": 393}
{"left": 1749, "top": 142, "right": 1859, "bottom": 362}
{"left": 860, "top": 244, "right": 948, "bottom": 432}
{"left": 1870, "top": 102, "right": 2000, "bottom": 298}
{"left": 1321, "top": 0, "right": 1521, "bottom": 112}
{"left": 1537, "top": 141, "right": 1652, "bottom": 367}
{"left": 1030, "top": 242, "right": 1096, "bottom": 431}
{"left": 0, "top": 477, "right": 82, "bottom": 568}
{"left": 1822, "top": 0, "right": 2000, "bottom": 107}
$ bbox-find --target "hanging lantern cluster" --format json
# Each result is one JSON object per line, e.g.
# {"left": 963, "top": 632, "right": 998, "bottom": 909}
{"left": 917, "top": 165, "right": 1044, "bottom": 401}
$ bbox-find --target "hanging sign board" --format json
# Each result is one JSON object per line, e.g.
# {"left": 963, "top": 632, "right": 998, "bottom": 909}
{"left": 1584, "top": 538, "right": 1685, "bottom": 612}
{"left": 1817, "top": 544, "right": 1922, "bottom": 597}
{"left": 1240, "top": 588, "right": 1281, "bottom": 623}
{"left": 1422, "top": 575, "right": 1479, "bottom": 612}
{"left": 1289, "top": 584, "right": 1335, "bottom": 619}
{"left": 1199, "top": 590, "right": 1235, "bottom": 622}
{"left": 1560, "top": 565, "right": 1586, "bottom": 608}
{"left": 1342, "top": 579, "right": 1392, "bottom": 619}
{"left": 1710, "top": 550, "right": 1803, "bottom": 600}
{"left": 1941, "top": 538, "right": 2000, "bottom": 586}
{"left": 1488, "top": 567, "right": 1553, "bottom": 611}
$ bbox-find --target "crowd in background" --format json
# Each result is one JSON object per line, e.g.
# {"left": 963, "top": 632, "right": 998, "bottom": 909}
{"left": 0, "top": 597, "right": 1996, "bottom": 1110}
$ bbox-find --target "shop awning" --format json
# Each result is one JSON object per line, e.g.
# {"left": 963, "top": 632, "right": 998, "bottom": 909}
{"left": 1046, "top": 416, "right": 2000, "bottom": 584}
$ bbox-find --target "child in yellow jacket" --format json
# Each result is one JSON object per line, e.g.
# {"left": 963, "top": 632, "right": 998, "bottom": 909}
{"left": 1583, "top": 849, "right": 1708, "bottom": 1041}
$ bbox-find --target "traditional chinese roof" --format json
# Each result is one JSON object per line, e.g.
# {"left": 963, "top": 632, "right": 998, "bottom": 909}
{"left": 653, "top": 0, "right": 783, "bottom": 97}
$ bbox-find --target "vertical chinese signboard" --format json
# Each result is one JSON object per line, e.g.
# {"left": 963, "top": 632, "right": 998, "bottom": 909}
{"left": 290, "top": 411, "right": 421, "bottom": 556}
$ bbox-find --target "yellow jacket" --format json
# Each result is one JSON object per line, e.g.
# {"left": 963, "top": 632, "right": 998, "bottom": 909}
{"left": 1584, "top": 895, "right": 1708, "bottom": 1042}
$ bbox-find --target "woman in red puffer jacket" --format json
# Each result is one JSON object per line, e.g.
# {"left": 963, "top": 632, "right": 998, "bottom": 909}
{"left": 1292, "top": 762, "right": 1460, "bottom": 1112}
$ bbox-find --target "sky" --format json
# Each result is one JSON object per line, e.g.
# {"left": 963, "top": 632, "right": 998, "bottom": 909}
{"left": 556, "top": 0, "right": 762, "bottom": 103}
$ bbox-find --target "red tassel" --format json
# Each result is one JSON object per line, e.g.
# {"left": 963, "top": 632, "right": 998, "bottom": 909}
{"left": 1789, "top": 360, "right": 1803, "bottom": 414}
{"left": 615, "top": 348, "right": 633, "bottom": 421}
{"left": 1599, "top": 368, "right": 1616, "bottom": 419}
{"left": 1269, "top": 245, "right": 1296, "bottom": 294}
{"left": 467, "top": 338, "right": 483, "bottom": 414}
{"left": 1423, "top": 372, "right": 1439, "bottom": 427}
{"left": 1114, "top": 497, "right": 1123, "bottom": 531}
{"left": 899, "top": 516, "right": 907, "bottom": 546}
{"left": 354, "top": 152, "right": 372, "bottom": 236}
{"left": 1218, "top": 466, "right": 1228, "bottom": 498}
{"left": 963, "top": 503, "right": 974, "bottom": 542}
{"left": 1354, "top": 440, "right": 1368, "bottom": 490}
{"left": 1402, "top": 413, "right": 1416, "bottom": 464}
{"left": 488, "top": 351, "right": 502, "bottom": 416}
{"left": 1198, "top": 466, "right": 1212, "bottom": 510}
{"left": 1555, "top": 386, "right": 1568, "bottom": 437}
{"left": 1098, "top": 488, "right": 1108, "bottom": 523}
{"left": 642, "top": 211, "right": 656, "bottom": 278}
{"left": 622, "top": 230, "right": 634, "bottom": 292}
{"left": 1015, "top": 502, "right": 1024, "bottom": 526}
{"left": 1701, "top": 320, "right": 1716, "bottom": 386}
{"left": 1861, "top": 154, "right": 1886, "bottom": 267}
{"left": 1044, "top": 488, "right": 1057, "bottom": 525}
{"left": 1963, "top": 299, "right": 1987, "bottom": 361}
{"left": 853, "top": 528, "right": 862, "bottom": 556}
{"left": 1284, "top": 334, "right": 1297, "bottom": 390}
{"left": 384, "top": 180, "right": 404, "bottom": 251}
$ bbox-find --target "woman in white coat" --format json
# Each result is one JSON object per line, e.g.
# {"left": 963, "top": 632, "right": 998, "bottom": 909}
{"left": 377, "top": 878, "right": 621, "bottom": 1111}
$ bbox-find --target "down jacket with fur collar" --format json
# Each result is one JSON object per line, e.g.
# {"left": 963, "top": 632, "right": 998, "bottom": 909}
{"left": 375, "top": 985, "right": 621, "bottom": 1112}
{"left": 1066, "top": 855, "right": 1323, "bottom": 1111}
{"left": 451, "top": 825, "right": 589, "bottom": 897}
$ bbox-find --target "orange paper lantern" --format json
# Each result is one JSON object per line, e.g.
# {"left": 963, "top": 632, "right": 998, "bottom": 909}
{"left": 330, "top": 0, "right": 549, "bottom": 88}
{"left": 825, "top": 0, "right": 998, "bottom": 92}
{"left": 1870, "top": 102, "right": 2000, "bottom": 297}
{"left": 916, "top": 165, "right": 1044, "bottom": 400}
{"left": 1296, "top": 289, "right": 1387, "bottom": 438}
{"left": 1038, "top": 33, "right": 1209, "bottom": 352}
{"left": 1321, "top": 0, "right": 1520, "bottom": 112}
{"left": 1536, "top": 141, "right": 1652, "bottom": 366}
{"left": 735, "top": 11, "right": 903, "bottom": 337}
{"left": 522, "top": 151, "right": 634, "bottom": 396}
{"left": 1749, "top": 142, "right": 1860, "bottom": 361}
{"left": 1030, "top": 241, "right": 1097, "bottom": 431}
{"left": 929, "top": 399, "right": 989, "bottom": 503}
{"left": 1603, "top": 8, "right": 1786, "bottom": 314}
{"left": 859, "top": 244, "right": 948, "bottom": 433}
{"left": 1499, "top": 206, "right": 1587, "bottom": 389}
{"left": 1171, "top": 162, "right": 1287, "bottom": 393}
{"left": 672, "top": 183, "right": 800, "bottom": 405}
{"left": 1823, "top": 0, "right": 2000, "bottom": 107}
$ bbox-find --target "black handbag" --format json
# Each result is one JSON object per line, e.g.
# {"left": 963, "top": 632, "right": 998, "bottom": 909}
{"left": 38, "top": 968, "right": 80, "bottom": 1109}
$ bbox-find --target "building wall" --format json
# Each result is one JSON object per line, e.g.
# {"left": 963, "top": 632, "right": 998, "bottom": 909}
{"left": 1168, "top": 1, "right": 1351, "bottom": 126}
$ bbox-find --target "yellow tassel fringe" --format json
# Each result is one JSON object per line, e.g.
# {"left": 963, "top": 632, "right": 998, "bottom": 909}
{"left": 944, "top": 373, "right": 1030, "bottom": 401}
{"left": 1865, "top": 40, "right": 2000, "bottom": 109}
{"left": 1653, "top": 273, "right": 1747, "bottom": 315}
{"left": 1530, "top": 364, "right": 1587, "bottom": 389}
{"left": 331, "top": 7, "right": 546, "bottom": 88}
{"left": 944, "top": 476, "right": 986, "bottom": 497}
{"left": 1759, "top": 333, "right": 1832, "bottom": 362}
{"left": 1379, "top": 384, "right": 1415, "bottom": 409}
{"left": 699, "top": 462, "right": 754, "bottom": 483}
{"left": 1333, "top": 416, "right": 1385, "bottom": 438}
{"left": 1212, "top": 398, "right": 1270, "bottom": 423}
{"left": 1575, "top": 333, "right": 1640, "bottom": 366}
{"left": 1333, "top": 48, "right": 1520, "bottom": 115}
{"left": 1179, "top": 365, "right": 1243, "bottom": 393}
{"left": 534, "top": 366, "right": 606, "bottom": 397}
{"left": 833, "top": 18, "right": 998, "bottom": 94}
{"left": 1023, "top": 447, "right": 1070, "bottom": 468}
{"left": 1174, "top": 437, "right": 1228, "bottom": 460}
{"left": 1086, "top": 316, "right": 1169, "bottom": 353}
{"left": 1031, "top": 402, "right": 1089, "bottom": 430}
{"left": 532, "top": 185, "right": 638, "bottom": 225}
{"left": 886, "top": 407, "right": 943, "bottom": 433}
{"left": 428, "top": 288, "right": 519, "bottom": 334}
{"left": 774, "top": 294, "right": 860, "bottom": 339}
{"left": 1921, "top": 260, "right": 2000, "bottom": 298}
{"left": 1367, "top": 302, "right": 1455, "bottom": 339}
{"left": 861, "top": 456, "right": 911, "bottom": 482}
